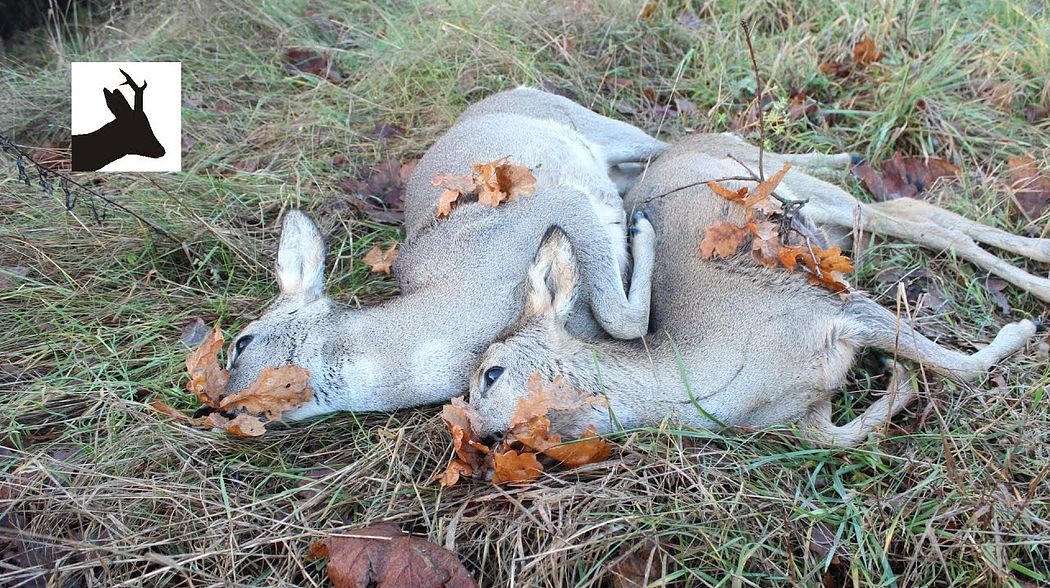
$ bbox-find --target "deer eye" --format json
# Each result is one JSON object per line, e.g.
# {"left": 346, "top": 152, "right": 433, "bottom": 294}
{"left": 483, "top": 366, "right": 504, "bottom": 387}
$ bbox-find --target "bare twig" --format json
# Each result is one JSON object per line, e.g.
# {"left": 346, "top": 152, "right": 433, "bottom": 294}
{"left": 741, "top": 20, "right": 765, "bottom": 181}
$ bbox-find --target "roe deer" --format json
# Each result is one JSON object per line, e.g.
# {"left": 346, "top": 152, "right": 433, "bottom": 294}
{"left": 467, "top": 133, "right": 1041, "bottom": 447}
{"left": 72, "top": 69, "right": 165, "bottom": 171}
{"left": 223, "top": 88, "right": 666, "bottom": 419}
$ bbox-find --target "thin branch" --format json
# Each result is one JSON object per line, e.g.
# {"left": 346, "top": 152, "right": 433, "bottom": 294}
{"left": 741, "top": 20, "right": 765, "bottom": 181}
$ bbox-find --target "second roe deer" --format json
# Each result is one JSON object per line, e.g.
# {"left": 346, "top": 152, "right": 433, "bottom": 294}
{"left": 467, "top": 133, "right": 1041, "bottom": 446}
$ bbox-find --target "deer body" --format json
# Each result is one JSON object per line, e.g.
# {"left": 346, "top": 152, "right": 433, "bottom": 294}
{"left": 225, "top": 88, "right": 665, "bottom": 418}
{"left": 469, "top": 133, "right": 1039, "bottom": 446}
{"left": 71, "top": 69, "right": 164, "bottom": 171}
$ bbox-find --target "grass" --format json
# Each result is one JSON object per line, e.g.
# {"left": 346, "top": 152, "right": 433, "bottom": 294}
{"left": 1, "top": 0, "right": 1048, "bottom": 586}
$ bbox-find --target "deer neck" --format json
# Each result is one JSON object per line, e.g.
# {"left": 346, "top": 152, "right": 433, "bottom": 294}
{"left": 321, "top": 285, "right": 513, "bottom": 413}
{"left": 571, "top": 337, "right": 717, "bottom": 430}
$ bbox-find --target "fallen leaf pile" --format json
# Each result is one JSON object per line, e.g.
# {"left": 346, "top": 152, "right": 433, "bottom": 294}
{"left": 1007, "top": 156, "right": 1050, "bottom": 223}
{"left": 820, "top": 36, "right": 884, "bottom": 76}
{"left": 362, "top": 244, "right": 399, "bottom": 274}
{"left": 850, "top": 151, "right": 960, "bottom": 202}
{"left": 438, "top": 374, "right": 611, "bottom": 486}
{"left": 700, "top": 164, "right": 854, "bottom": 294}
{"left": 432, "top": 157, "right": 537, "bottom": 218}
{"left": 151, "top": 327, "right": 313, "bottom": 437}
{"left": 308, "top": 522, "right": 478, "bottom": 588}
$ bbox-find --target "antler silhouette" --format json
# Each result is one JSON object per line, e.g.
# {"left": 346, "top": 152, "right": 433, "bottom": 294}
{"left": 118, "top": 68, "right": 147, "bottom": 111}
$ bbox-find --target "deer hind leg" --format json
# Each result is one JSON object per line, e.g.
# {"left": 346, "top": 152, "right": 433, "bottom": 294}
{"left": 800, "top": 362, "right": 918, "bottom": 447}
{"left": 846, "top": 297, "right": 1037, "bottom": 383}
{"left": 854, "top": 201, "right": 1050, "bottom": 301}
{"left": 791, "top": 176, "right": 1050, "bottom": 301}
{"left": 779, "top": 151, "right": 854, "bottom": 172}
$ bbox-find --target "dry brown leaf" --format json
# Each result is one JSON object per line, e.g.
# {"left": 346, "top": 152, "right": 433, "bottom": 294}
{"left": 819, "top": 61, "right": 852, "bottom": 76}
{"left": 317, "top": 522, "right": 478, "bottom": 588}
{"left": 472, "top": 157, "right": 537, "bottom": 208}
{"left": 338, "top": 158, "right": 416, "bottom": 224}
{"left": 362, "top": 244, "right": 399, "bottom": 274}
{"left": 746, "top": 163, "right": 792, "bottom": 207}
{"left": 433, "top": 158, "right": 535, "bottom": 217}
{"left": 510, "top": 374, "right": 608, "bottom": 427}
{"left": 432, "top": 171, "right": 476, "bottom": 218}
{"left": 219, "top": 365, "right": 312, "bottom": 421}
{"left": 157, "top": 325, "right": 314, "bottom": 437}
{"left": 850, "top": 152, "right": 960, "bottom": 202}
{"left": 149, "top": 402, "right": 267, "bottom": 437}
{"left": 535, "top": 425, "right": 612, "bottom": 468}
{"left": 491, "top": 450, "right": 543, "bottom": 484}
{"left": 699, "top": 222, "right": 749, "bottom": 259}
{"left": 1007, "top": 156, "right": 1050, "bottom": 222}
{"left": 707, "top": 180, "right": 748, "bottom": 203}
{"left": 638, "top": 0, "right": 658, "bottom": 19}
{"left": 749, "top": 219, "right": 782, "bottom": 267}
{"left": 224, "top": 413, "right": 268, "bottom": 437}
{"left": 608, "top": 539, "right": 663, "bottom": 588}
{"left": 438, "top": 375, "right": 611, "bottom": 486}
{"left": 436, "top": 189, "right": 463, "bottom": 219}
{"left": 184, "top": 327, "right": 228, "bottom": 406}
{"left": 853, "top": 37, "right": 884, "bottom": 65}
{"left": 700, "top": 165, "right": 854, "bottom": 295}
{"left": 437, "top": 398, "right": 489, "bottom": 487}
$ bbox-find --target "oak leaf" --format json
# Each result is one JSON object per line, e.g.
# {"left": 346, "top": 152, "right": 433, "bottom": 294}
{"left": 184, "top": 327, "right": 228, "bottom": 406}
{"left": 362, "top": 244, "right": 399, "bottom": 274}
{"left": 437, "top": 398, "right": 489, "bottom": 487}
{"left": 510, "top": 374, "right": 607, "bottom": 425}
{"left": 853, "top": 37, "right": 884, "bottom": 65}
{"left": 315, "top": 522, "right": 478, "bottom": 588}
{"left": 219, "top": 365, "right": 312, "bottom": 421}
{"left": 699, "top": 222, "right": 749, "bottom": 259}
{"left": 850, "top": 152, "right": 959, "bottom": 202}
{"left": 433, "top": 158, "right": 536, "bottom": 217}
{"left": 472, "top": 157, "right": 537, "bottom": 208}
{"left": 156, "top": 325, "right": 314, "bottom": 437}
{"left": 746, "top": 163, "right": 792, "bottom": 208}
{"left": 149, "top": 402, "right": 267, "bottom": 438}
{"left": 432, "top": 171, "right": 476, "bottom": 218}
{"left": 533, "top": 425, "right": 612, "bottom": 468}
{"left": 707, "top": 181, "right": 748, "bottom": 203}
{"left": 1007, "top": 156, "right": 1050, "bottom": 222}
{"left": 608, "top": 539, "right": 663, "bottom": 588}
{"left": 491, "top": 450, "right": 543, "bottom": 484}
{"left": 749, "top": 219, "right": 782, "bottom": 267}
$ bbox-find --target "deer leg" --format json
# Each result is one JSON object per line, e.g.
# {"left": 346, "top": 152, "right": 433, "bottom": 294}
{"left": 779, "top": 151, "right": 854, "bottom": 172}
{"left": 845, "top": 297, "right": 1037, "bottom": 382}
{"left": 573, "top": 210, "right": 655, "bottom": 340}
{"left": 851, "top": 204, "right": 1050, "bottom": 301}
{"left": 799, "top": 362, "right": 918, "bottom": 447}
{"left": 799, "top": 182, "right": 1050, "bottom": 301}
{"left": 864, "top": 198, "right": 1050, "bottom": 263}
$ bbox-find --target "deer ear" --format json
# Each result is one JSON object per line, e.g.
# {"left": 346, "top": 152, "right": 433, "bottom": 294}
{"left": 276, "top": 210, "right": 326, "bottom": 299}
{"left": 102, "top": 88, "right": 132, "bottom": 116}
{"left": 523, "top": 226, "right": 578, "bottom": 324}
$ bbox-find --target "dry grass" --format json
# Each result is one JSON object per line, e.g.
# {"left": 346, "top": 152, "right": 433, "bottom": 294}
{"left": 1, "top": 0, "right": 1049, "bottom": 586}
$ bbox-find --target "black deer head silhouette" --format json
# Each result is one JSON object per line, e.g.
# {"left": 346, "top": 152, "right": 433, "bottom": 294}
{"left": 72, "top": 69, "right": 166, "bottom": 171}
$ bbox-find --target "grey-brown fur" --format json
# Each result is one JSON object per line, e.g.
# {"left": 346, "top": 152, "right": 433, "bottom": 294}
{"left": 469, "top": 134, "right": 1040, "bottom": 446}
